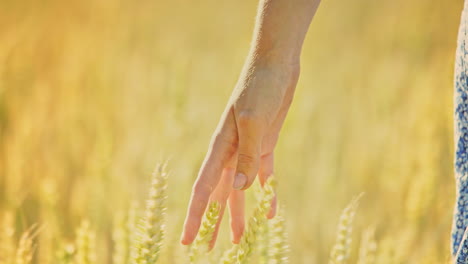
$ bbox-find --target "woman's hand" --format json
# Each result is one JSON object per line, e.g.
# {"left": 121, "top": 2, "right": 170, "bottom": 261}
{"left": 180, "top": 0, "right": 321, "bottom": 248}
{"left": 180, "top": 58, "right": 300, "bottom": 247}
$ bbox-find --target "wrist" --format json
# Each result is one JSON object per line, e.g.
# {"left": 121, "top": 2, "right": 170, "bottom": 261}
{"left": 239, "top": 46, "right": 301, "bottom": 88}
{"left": 252, "top": 44, "right": 301, "bottom": 67}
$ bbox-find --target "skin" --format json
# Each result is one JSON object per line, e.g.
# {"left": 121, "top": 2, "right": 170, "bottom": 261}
{"left": 181, "top": 0, "right": 322, "bottom": 247}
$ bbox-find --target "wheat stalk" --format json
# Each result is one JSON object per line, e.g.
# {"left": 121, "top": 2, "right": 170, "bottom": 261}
{"left": 133, "top": 162, "right": 168, "bottom": 264}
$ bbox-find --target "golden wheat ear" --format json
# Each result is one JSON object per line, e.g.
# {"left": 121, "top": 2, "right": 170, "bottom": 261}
{"left": 132, "top": 162, "right": 168, "bottom": 264}
{"left": 329, "top": 193, "right": 363, "bottom": 264}
{"left": 221, "top": 177, "right": 276, "bottom": 264}
{"left": 268, "top": 207, "right": 289, "bottom": 264}
{"left": 188, "top": 201, "right": 221, "bottom": 264}
{"left": 15, "top": 224, "right": 40, "bottom": 264}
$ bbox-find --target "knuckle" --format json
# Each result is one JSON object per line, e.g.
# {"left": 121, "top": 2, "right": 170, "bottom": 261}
{"left": 212, "top": 133, "right": 238, "bottom": 154}
{"left": 237, "top": 110, "right": 262, "bottom": 127}
{"left": 193, "top": 180, "right": 214, "bottom": 197}
{"left": 237, "top": 153, "right": 257, "bottom": 167}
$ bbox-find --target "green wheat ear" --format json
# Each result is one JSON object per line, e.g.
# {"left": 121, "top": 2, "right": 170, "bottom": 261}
{"left": 329, "top": 194, "right": 363, "bottom": 264}
{"left": 189, "top": 201, "right": 221, "bottom": 263}
{"left": 221, "top": 177, "right": 276, "bottom": 264}
{"left": 133, "top": 162, "right": 168, "bottom": 264}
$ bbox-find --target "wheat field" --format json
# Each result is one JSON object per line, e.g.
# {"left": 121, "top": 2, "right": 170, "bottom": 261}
{"left": 0, "top": 0, "right": 463, "bottom": 263}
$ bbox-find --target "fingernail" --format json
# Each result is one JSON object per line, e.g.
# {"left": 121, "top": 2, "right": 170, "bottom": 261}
{"left": 233, "top": 173, "right": 247, "bottom": 190}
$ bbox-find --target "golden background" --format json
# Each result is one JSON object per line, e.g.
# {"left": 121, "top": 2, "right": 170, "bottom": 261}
{"left": 0, "top": 0, "right": 462, "bottom": 262}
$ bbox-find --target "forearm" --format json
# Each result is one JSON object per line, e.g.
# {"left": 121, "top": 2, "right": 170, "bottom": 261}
{"left": 249, "top": 0, "right": 321, "bottom": 65}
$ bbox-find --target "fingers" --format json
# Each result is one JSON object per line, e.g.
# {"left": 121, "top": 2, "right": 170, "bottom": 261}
{"left": 228, "top": 189, "right": 245, "bottom": 244}
{"left": 181, "top": 152, "right": 231, "bottom": 245}
{"left": 207, "top": 167, "right": 236, "bottom": 249}
{"left": 181, "top": 174, "right": 216, "bottom": 245}
{"left": 258, "top": 152, "right": 277, "bottom": 219}
{"left": 234, "top": 111, "right": 264, "bottom": 190}
{"left": 181, "top": 111, "right": 238, "bottom": 245}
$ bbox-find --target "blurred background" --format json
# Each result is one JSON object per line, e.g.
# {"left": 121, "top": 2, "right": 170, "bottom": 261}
{"left": 0, "top": 0, "right": 463, "bottom": 263}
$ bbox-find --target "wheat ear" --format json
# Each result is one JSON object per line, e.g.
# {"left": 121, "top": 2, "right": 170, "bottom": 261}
{"left": 15, "top": 225, "right": 39, "bottom": 264}
{"left": 329, "top": 194, "right": 363, "bottom": 264}
{"left": 189, "top": 201, "right": 221, "bottom": 263}
{"left": 221, "top": 177, "right": 275, "bottom": 264}
{"left": 268, "top": 208, "right": 289, "bottom": 264}
{"left": 133, "top": 162, "right": 168, "bottom": 264}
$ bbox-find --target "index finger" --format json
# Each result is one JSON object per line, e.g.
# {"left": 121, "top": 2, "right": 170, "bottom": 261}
{"left": 180, "top": 152, "right": 225, "bottom": 245}
{"left": 181, "top": 109, "right": 238, "bottom": 245}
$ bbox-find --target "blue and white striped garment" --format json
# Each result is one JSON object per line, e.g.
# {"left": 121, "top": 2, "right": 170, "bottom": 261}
{"left": 453, "top": 2, "right": 468, "bottom": 263}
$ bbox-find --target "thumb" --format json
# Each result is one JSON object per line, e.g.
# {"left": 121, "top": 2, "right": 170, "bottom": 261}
{"left": 233, "top": 112, "right": 263, "bottom": 190}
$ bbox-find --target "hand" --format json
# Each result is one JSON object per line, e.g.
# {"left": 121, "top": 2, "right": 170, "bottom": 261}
{"left": 180, "top": 58, "right": 300, "bottom": 247}
{"left": 180, "top": 0, "right": 320, "bottom": 248}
